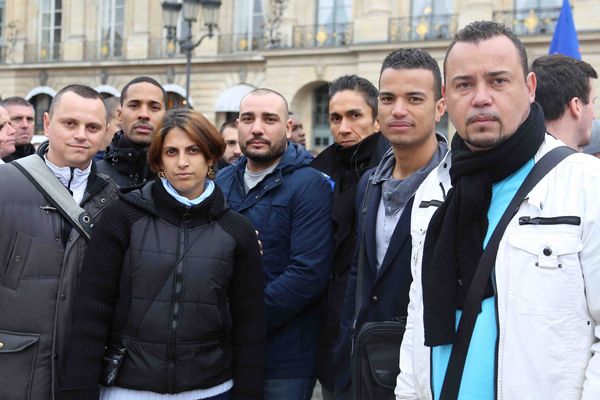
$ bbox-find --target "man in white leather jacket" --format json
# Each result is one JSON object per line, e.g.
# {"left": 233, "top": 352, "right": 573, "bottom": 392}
{"left": 396, "top": 21, "right": 600, "bottom": 400}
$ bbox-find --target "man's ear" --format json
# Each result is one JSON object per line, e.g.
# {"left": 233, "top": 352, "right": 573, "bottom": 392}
{"left": 43, "top": 112, "right": 51, "bottom": 138}
{"left": 568, "top": 97, "right": 582, "bottom": 119}
{"left": 286, "top": 118, "right": 293, "bottom": 139}
{"left": 434, "top": 98, "right": 446, "bottom": 123}
{"left": 526, "top": 72, "right": 537, "bottom": 103}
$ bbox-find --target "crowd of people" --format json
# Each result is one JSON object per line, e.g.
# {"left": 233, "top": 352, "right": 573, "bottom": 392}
{"left": 0, "top": 20, "right": 599, "bottom": 400}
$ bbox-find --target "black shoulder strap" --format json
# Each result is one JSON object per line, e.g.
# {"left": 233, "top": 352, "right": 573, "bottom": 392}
{"left": 440, "top": 145, "right": 576, "bottom": 400}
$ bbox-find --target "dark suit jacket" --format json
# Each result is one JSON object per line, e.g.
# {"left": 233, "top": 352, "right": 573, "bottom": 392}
{"left": 332, "top": 169, "right": 414, "bottom": 393}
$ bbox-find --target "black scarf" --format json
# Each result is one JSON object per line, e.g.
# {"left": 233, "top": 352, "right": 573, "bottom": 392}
{"left": 422, "top": 102, "right": 546, "bottom": 347}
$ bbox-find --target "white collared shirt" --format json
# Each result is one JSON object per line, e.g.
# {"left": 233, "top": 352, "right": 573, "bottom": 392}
{"left": 44, "top": 156, "right": 92, "bottom": 204}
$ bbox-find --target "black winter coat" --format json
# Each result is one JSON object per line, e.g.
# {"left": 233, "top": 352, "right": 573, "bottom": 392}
{"left": 310, "top": 133, "right": 389, "bottom": 390}
{"left": 0, "top": 148, "right": 118, "bottom": 400}
{"left": 59, "top": 180, "right": 265, "bottom": 399}
{"left": 96, "top": 131, "right": 154, "bottom": 187}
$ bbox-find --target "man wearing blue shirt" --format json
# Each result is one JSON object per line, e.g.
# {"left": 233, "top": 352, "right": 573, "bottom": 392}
{"left": 396, "top": 21, "right": 600, "bottom": 400}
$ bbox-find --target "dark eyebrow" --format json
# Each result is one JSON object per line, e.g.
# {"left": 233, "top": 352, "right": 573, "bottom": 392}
{"left": 407, "top": 90, "right": 427, "bottom": 96}
{"left": 452, "top": 70, "right": 511, "bottom": 83}
{"left": 240, "top": 112, "right": 254, "bottom": 117}
{"left": 262, "top": 112, "right": 279, "bottom": 119}
{"left": 485, "top": 70, "right": 511, "bottom": 79}
{"left": 345, "top": 108, "right": 363, "bottom": 115}
{"left": 451, "top": 74, "right": 473, "bottom": 83}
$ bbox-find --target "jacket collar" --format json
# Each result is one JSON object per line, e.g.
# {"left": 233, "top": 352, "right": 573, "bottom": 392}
{"left": 35, "top": 141, "right": 112, "bottom": 205}
{"left": 120, "top": 178, "right": 227, "bottom": 227}
{"left": 437, "top": 133, "right": 561, "bottom": 207}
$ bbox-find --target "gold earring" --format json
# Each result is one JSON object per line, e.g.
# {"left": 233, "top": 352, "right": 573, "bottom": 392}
{"left": 207, "top": 166, "right": 214, "bottom": 177}
{"left": 159, "top": 170, "right": 166, "bottom": 178}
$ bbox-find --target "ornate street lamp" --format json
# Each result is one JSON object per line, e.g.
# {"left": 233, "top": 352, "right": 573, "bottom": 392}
{"left": 161, "top": 0, "right": 222, "bottom": 106}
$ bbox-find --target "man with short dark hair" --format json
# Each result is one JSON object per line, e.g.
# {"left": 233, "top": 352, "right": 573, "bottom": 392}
{"left": 311, "top": 74, "right": 389, "bottom": 399}
{"left": 97, "top": 76, "right": 166, "bottom": 186}
{"left": 1, "top": 96, "right": 35, "bottom": 162}
{"left": 0, "top": 84, "right": 118, "bottom": 399}
{"left": 217, "top": 118, "right": 242, "bottom": 168}
{"left": 217, "top": 88, "right": 334, "bottom": 400}
{"left": 288, "top": 112, "right": 307, "bottom": 146}
{"left": 396, "top": 21, "right": 600, "bottom": 399}
{"left": 532, "top": 54, "right": 597, "bottom": 150}
{"left": 94, "top": 96, "right": 122, "bottom": 161}
{"left": 333, "top": 49, "right": 447, "bottom": 399}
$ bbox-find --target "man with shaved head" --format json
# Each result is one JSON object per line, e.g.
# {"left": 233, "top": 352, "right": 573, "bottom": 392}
{"left": 217, "top": 88, "right": 334, "bottom": 400}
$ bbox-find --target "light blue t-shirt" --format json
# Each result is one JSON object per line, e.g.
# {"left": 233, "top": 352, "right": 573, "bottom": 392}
{"left": 431, "top": 158, "right": 534, "bottom": 399}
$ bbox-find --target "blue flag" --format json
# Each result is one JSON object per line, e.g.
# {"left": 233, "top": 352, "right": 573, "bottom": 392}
{"left": 549, "top": 0, "right": 581, "bottom": 59}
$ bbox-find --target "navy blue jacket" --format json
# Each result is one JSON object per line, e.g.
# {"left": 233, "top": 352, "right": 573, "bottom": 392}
{"left": 216, "top": 142, "right": 334, "bottom": 379}
{"left": 332, "top": 170, "right": 414, "bottom": 393}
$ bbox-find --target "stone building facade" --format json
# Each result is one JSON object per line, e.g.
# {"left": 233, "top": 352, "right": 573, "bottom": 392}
{"left": 0, "top": 0, "right": 598, "bottom": 150}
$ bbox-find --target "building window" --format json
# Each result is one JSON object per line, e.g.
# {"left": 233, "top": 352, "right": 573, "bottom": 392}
{"left": 411, "top": 0, "right": 452, "bottom": 16}
{"left": 99, "top": 0, "right": 125, "bottom": 58}
{"left": 316, "top": 0, "right": 352, "bottom": 25}
{"left": 312, "top": 84, "right": 330, "bottom": 150}
{"left": 308, "top": 0, "right": 353, "bottom": 47}
{"left": 514, "top": 0, "right": 561, "bottom": 9}
{"left": 29, "top": 93, "right": 53, "bottom": 135}
{"left": 233, "top": 0, "right": 264, "bottom": 51}
{"left": 408, "top": 0, "right": 454, "bottom": 40}
{"left": 39, "top": 0, "right": 62, "bottom": 61}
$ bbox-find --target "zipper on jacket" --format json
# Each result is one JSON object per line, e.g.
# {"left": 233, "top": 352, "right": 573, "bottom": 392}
{"left": 167, "top": 211, "right": 189, "bottom": 392}
{"left": 518, "top": 216, "right": 581, "bottom": 226}
{"left": 419, "top": 199, "right": 443, "bottom": 208}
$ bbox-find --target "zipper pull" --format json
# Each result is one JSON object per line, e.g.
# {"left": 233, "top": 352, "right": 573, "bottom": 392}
{"left": 519, "top": 216, "right": 534, "bottom": 225}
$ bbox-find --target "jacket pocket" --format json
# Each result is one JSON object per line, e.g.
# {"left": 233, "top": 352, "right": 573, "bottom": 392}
{"left": 217, "top": 297, "right": 232, "bottom": 332}
{"left": 0, "top": 330, "right": 40, "bottom": 399}
{"left": 2, "top": 231, "right": 33, "bottom": 290}
{"left": 509, "top": 229, "right": 584, "bottom": 316}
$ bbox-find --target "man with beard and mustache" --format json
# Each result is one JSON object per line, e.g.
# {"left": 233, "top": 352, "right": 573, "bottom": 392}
{"left": 97, "top": 76, "right": 166, "bottom": 187}
{"left": 396, "top": 21, "right": 600, "bottom": 400}
{"left": 216, "top": 88, "right": 334, "bottom": 400}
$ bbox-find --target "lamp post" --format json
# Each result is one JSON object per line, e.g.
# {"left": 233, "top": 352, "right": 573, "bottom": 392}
{"left": 162, "top": 0, "right": 222, "bottom": 107}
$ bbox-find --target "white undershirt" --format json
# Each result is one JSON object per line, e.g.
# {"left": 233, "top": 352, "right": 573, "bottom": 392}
{"left": 44, "top": 156, "right": 92, "bottom": 205}
{"left": 99, "top": 379, "right": 233, "bottom": 400}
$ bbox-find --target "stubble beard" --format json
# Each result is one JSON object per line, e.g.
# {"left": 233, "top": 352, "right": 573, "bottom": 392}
{"left": 242, "top": 137, "right": 287, "bottom": 167}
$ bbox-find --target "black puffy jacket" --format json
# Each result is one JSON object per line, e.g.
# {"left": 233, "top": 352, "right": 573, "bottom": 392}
{"left": 59, "top": 180, "right": 265, "bottom": 399}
